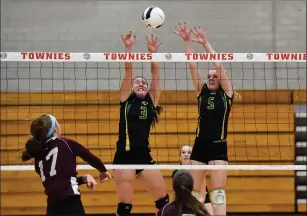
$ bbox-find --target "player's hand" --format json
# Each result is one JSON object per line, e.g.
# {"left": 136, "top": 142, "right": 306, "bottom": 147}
{"left": 121, "top": 31, "right": 136, "bottom": 50}
{"left": 146, "top": 34, "right": 162, "bottom": 53}
{"left": 83, "top": 174, "right": 97, "bottom": 190}
{"left": 99, "top": 171, "right": 113, "bottom": 183}
{"left": 174, "top": 21, "right": 192, "bottom": 42}
{"left": 191, "top": 26, "right": 208, "bottom": 46}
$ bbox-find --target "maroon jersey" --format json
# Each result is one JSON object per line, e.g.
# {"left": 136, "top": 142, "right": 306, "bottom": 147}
{"left": 158, "top": 201, "right": 199, "bottom": 216}
{"left": 34, "top": 137, "right": 106, "bottom": 203}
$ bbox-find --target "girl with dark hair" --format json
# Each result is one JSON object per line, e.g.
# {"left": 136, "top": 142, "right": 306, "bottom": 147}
{"left": 172, "top": 145, "right": 214, "bottom": 215}
{"left": 172, "top": 145, "right": 213, "bottom": 215}
{"left": 158, "top": 170, "right": 210, "bottom": 216}
{"left": 22, "top": 114, "right": 112, "bottom": 216}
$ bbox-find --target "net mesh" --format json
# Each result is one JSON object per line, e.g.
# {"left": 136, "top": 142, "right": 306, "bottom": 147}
{"left": 0, "top": 57, "right": 306, "bottom": 168}
{"left": 1, "top": 53, "right": 306, "bottom": 214}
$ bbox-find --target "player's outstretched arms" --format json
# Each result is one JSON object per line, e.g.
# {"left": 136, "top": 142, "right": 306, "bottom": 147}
{"left": 146, "top": 34, "right": 162, "bottom": 106}
{"left": 191, "top": 26, "right": 233, "bottom": 98}
{"left": 174, "top": 21, "right": 204, "bottom": 94}
{"left": 120, "top": 31, "right": 136, "bottom": 102}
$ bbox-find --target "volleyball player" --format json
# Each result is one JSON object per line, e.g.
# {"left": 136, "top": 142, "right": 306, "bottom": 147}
{"left": 175, "top": 22, "right": 237, "bottom": 215}
{"left": 158, "top": 170, "right": 209, "bottom": 216}
{"left": 112, "top": 32, "right": 169, "bottom": 216}
{"left": 21, "top": 114, "right": 112, "bottom": 216}
{"left": 172, "top": 145, "right": 214, "bottom": 215}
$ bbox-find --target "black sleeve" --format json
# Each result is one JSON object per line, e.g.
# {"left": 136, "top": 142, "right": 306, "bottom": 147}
{"left": 77, "top": 176, "right": 86, "bottom": 185}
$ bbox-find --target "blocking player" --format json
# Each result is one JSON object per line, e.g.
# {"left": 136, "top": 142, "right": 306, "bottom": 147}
{"left": 112, "top": 32, "right": 169, "bottom": 216}
{"left": 175, "top": 22, "right": 239, "bottom": 215}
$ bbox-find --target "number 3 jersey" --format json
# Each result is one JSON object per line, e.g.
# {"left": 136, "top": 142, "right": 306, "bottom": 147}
{"left": 196, "top": 83, "right": 233, "bottom": 141}
{"left": 116, "top": 92, "right": 155, "bottom": 152}
{"left": 34, "top": 137, "right": 106, "bottom": 203}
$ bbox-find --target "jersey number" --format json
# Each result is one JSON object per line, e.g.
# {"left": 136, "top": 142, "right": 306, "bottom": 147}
{"left": 38, "top": 147, "right": 58, "bottom": 182}
{"left": 139, "top": 106, "right": 148, "bottom": 120}
{"left": 207, "top": 97, "right": 215, "bottom": 110}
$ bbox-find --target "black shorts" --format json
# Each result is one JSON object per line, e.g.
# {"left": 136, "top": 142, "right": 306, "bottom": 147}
{"left": 47, "top": 195, "right": 85, "bottom": 216}
{"left": 190, "top": 137, "right": 228, "bottom": 164}
{"left": 113, "top": 148, "right": 155, "bottom": 174}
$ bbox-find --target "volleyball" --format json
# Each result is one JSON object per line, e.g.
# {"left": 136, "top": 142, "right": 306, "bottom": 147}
{"left": 142, "top": 6, "right": 165, "bottom": 29}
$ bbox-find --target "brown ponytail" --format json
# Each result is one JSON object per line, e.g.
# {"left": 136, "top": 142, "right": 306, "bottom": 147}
{"left": 173, "top": 171, "right": 209, "bottom": 216}
{"left": 22, "top": 138, "right": 46, "bottom": 161}
{"left": 21, "top": 114, "right": 52, "bottom": 161}
{"left": 152, "top": 105, "right": 163, "bottom": 127}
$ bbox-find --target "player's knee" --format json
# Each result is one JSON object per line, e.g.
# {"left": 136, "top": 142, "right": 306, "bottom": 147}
{"left": 155, "top": 194, "right": 169, "bottom": 209}
{"left": 192, "top": 190, "right": 202, "bottom": 201}
{"left": 117, "top": 202, "right": 132, "bottom": 216}
{"left": 210, "top": 189, "right": 226, "bottom": 206}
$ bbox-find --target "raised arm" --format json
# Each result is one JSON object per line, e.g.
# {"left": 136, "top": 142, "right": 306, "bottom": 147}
{"left": 146, "top": 34, "right": 162, "bottom": 106}
{"left": 174, "top": 22, "right": 204, "bottom": 94}
{"left": 120, "top": 31, "right": 136, "bottom": 102}
{"left": 191, "top": 26, "right": 233, "bottom": 98}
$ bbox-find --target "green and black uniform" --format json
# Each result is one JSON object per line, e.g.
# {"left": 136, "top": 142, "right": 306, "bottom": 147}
{"left": 113, "top": 92, "right": 156, "bottom": 174}
{"left": 190, "top": 83, "right": 233, "bottom": 163}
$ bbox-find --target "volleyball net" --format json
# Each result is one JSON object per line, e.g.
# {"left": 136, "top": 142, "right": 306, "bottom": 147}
{"left": 0, "top": 52, "right": 306, "bottom": 171}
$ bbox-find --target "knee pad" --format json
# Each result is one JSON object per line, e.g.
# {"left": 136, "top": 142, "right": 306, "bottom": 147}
{"left": 192, "top": 190, "right": 202, "bottom": 201}
{"left": 155, "top": 194, "right": 169, "bottom": 209}
{"left": 210, "top": 189, "right": 226, "bottom": 206}
{"left": 117, "top": 203, "right": 132, "bottom": 216}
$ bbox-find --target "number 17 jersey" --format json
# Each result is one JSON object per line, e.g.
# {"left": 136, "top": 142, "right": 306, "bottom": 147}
{"left": 34, "top": 137, "right": 106, "bottom": 203}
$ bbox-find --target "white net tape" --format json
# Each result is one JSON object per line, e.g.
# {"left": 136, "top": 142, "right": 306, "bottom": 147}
{"left": 1, "top": 164, "right": 306, "bottom": 171}
{"left": 1, "top": 52, "right": 306, "bottom": 62}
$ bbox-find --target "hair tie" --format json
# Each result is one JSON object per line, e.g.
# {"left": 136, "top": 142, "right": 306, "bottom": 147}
{"left": 46, "top": 114, "right": 56, "bottom": 137}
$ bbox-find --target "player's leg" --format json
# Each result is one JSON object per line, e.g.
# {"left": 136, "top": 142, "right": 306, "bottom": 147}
{"left": 189, "top": 140, "right": 207, "bottom": 201}
{"left": 113, "top": 151, "right": 136, "bottom": 216}
{"left": 62, "top": 195, "right": 86, "bottom": 215}
{"left": 46, "top": 198, "right": 64, "bottom": 216}
{"left": 204, "top": 203, "right": 214, "bottom": 215}
{"left": 208, "top": 141, "right": 228, "bottom": 216}
{"left": 204, "top": 187, "right": 214, "bottom": 215}
{"left": 209, "top": 160, "right": 228, "bottom": 216}
{"left": 138, "top": 169, "right": 169, "bottom": 212}
{"left": 189, "top": 160, "right": 206, "bottom": 200}
{"left": 113, "top": 169, "right": 135, "bottom": 216}
{"left": 137, "top": 151, "right": 169, "bottom": 212}
{"left": 46, "top": 195, "right": 85, "bottom": 216}
{"left": 46, "top": 202, "right": 56, "bottom": 216}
